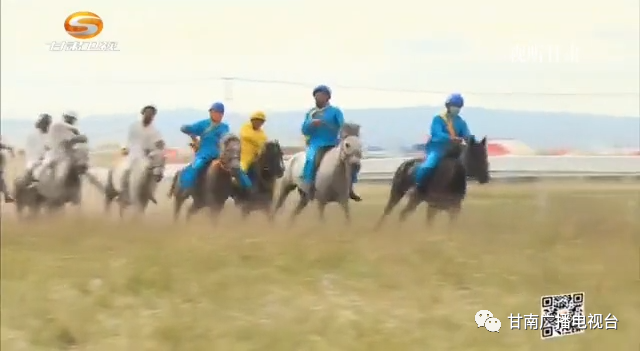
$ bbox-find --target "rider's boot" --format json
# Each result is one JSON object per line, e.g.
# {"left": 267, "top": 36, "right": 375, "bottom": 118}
{"left": 4, "top": 193, "right": 15, "bottom": 203}
{"left": 349, "top": 187, "right": 362, "bottom": 202}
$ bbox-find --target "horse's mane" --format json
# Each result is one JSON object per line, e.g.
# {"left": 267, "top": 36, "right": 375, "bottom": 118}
{"left": 220, "top": 133, "right": 240, "bottom": 152}
{"left": 340, "top": 123, "right": 360, "bottom": 138}
{"left": 443, "top": 142, "right": 464, "bottom": 159}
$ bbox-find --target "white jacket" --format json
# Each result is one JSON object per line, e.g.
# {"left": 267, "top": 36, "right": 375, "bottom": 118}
{"left": 24, "top": 130, "right": 48, "bottom": 165}
{"left": 47, "top": 122, "right": 79, "bottom": 152}
{"left": 125, "top": 122, "right": 163, "bottom": 158}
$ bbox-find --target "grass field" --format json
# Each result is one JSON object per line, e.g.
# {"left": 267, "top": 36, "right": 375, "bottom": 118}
{"left": 1, "top": 181, "right": 639, "bottom": 351}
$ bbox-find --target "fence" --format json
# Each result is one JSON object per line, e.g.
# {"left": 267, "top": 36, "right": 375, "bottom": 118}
{"left": 87, "top": 155, "right": 640, "bottom": 184}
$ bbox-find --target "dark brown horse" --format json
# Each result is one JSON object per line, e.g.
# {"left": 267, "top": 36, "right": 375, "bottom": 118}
{"left": 168, "top": 134, "right": 241, "bottom": 222}
{"left": 374, "top": 136, "right": 490, "bottom": 229}
{"left": 232, "top": 140, "right": 286, "bottom": 220}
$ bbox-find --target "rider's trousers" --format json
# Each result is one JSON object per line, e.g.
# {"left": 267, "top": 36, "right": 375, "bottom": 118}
{"left": 179, "top": 155, "right": 212, "bottom": 190}
{"left": 301, "top": 145, "right": 360, "bottom": 186}
{"left": 414, "top": 151, "right": 443, "bottom": 185}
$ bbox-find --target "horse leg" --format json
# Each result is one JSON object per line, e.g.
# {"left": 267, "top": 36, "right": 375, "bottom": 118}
{"left": 288, "top": 196, "right": 310, "bottom": 225}
{"left": 208, "top": 200, "right": 225, "bottom": 225}
{"left": 185, "top": 201, "right": 202, "bottom": 222}
{"left": 118, "top": 197, "right": 127, "bottom": 220}
{"left": 274, "top": 183, "right": 296, "bottom": 214}
{"left": 168, "top": 172, "right": 179, "bottom": 198}
{"left": 338, "top": 200, "right": 352, "bottom": 225}
{"left": 28, "top": 203, "right": 40, "bottom": 220}
{"left": 426, "top": 204, "right": 439, "bottom": 227}
{"left": 104, "top": 190, "right": 117, "bottom": 214}
{"left": 374, "top": 182, "right": 409, "bottom": 230}
{"left": 317, "top": 201, "right": 327, "bottom": 222}
{"left": 173, "top": 194, "right": 187, "bottom": 222}
{"left": 240, "top": 202, "right": 251, "bottom": 220}
{"left": 447, "top": 202, "right": 462, "bottom": 229}
{"left": 398, "top": 192, "right": 422, "bottom": 224}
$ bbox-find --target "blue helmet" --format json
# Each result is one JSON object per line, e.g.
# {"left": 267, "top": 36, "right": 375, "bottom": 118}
{"left": 445, "top": 93, "right": 464, "bottom": 108}
{"left": 208, "top": 102, "right": 225, "bottom": 113}
{"left": 312, "top": 85, "right": 332, "bottom": 98}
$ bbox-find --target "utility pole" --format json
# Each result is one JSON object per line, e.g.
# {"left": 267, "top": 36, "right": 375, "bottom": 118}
{"left": 222, "top": 77, "right": 234, "bottom": 102}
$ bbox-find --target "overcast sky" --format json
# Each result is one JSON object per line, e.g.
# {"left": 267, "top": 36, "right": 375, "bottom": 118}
{"left": 1, "top": 0, "right": 639, "bottom": 119}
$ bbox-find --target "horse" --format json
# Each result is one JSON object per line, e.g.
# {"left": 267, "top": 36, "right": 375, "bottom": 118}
{"left": 232, "top": 140, "right": 286, "bottom": 220}
{"left": 13, "top": 136, "right": 90, "bottom": 218}
{"left": 274, "top": 123, "right": 363, "bottom": 224}
{"left": 0, "top": 145, "right": 14, "bottom": 203}
{"left": 168, "top": 134, "right": 242, "bottom": 222}
{"left": 374, "top": 136, "right": 490, "bottom": 229}
{"left": 105, "top": 147, "right": 166, "bottom": 218}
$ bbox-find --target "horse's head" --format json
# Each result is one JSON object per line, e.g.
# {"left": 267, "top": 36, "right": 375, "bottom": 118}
{"left": 339, "top": 123, "right": 363, "bottom": 166}
{"left": 145, "top": 142, "right": 166, "bottom": 182}
{"left": 69, "top": 142, "right": 90, "bottom": 174}
{"left": 462, "top": 136, "right": 490, "bottom": 184}
{"left": 259, "top": 140, "right": 285, "bottom": 179}
{"left": 220, "top": 134, "right": 241, "bottom": 169}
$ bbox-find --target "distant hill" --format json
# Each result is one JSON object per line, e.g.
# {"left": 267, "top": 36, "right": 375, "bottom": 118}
{"left": 2, "top": 106, "right": 638, "bottom": 151}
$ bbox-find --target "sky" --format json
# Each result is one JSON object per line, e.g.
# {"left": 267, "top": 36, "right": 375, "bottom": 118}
{"left": 1, "top": 0, "right": 639, "bottom": 119}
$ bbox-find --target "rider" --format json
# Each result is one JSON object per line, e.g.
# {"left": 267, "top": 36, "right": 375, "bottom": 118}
{"left": 300, "top": 85, "right": 361, "bottom": 201}
{"left": 178, "top": 102, "right": 252, "bottom": 195}
{"left": 118, "top": 105, "right": 164, "bottom": 203}
{"left": 413, "top": 93, "right": 472, "bottom": 192}
{"left": 31, "top": 110, "right": 82, "bottom": 187}
{"left": 22, "top": 113, "right": 52, "bottom": 189}
{"left": 239, "top": 111, "right": 268, "bottom": 186}
{"left": 0, "top": 136, "right": 16, "bottom": 202}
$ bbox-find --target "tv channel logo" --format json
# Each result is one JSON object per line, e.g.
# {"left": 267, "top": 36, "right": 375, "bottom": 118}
{"left": 48, "top": 12, "right": 120, "bottom": 52}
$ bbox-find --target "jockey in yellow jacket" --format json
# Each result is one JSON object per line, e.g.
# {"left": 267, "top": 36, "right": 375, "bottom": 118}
{"left": 240, "top": 111, "right": 268, "bottom": 173}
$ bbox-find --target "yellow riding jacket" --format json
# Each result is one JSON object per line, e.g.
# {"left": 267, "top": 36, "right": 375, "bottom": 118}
{"left": 240, "top": 122, "right": 267, "bottom": 171}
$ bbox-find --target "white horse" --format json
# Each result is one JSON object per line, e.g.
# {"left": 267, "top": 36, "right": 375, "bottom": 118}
{"left": 105, "top": 148, "right": 166, "bottom": 218}
{"left": 13, "top": 137, "right": 90, "bottom": 218}
{"left": 274, "top": 123, "right": 363, "bottom": 224}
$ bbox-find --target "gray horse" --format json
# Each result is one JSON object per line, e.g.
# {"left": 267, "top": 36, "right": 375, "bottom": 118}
{"left": 168, "top": 134, "right": 242, "bottom": 222}
{"left": 105, "top": 147, "right": 166, "bottom": 218}
{"left": 0, "top": 141, "right": 15, "bottom": 203}
{"left": 13, "top": 136, "right": 90, "bottom": 218}
{"left": 274, "top": 123, "right": 363, "bottom": 224}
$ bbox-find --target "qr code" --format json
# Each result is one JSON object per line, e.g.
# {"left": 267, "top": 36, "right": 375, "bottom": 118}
{"left": 540, "top": 292, "right": 586, "bottom": 339}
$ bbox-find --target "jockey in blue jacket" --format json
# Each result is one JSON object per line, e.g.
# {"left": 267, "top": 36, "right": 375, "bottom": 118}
{"left": 178, "top": 102, "right": 252, "bottom": 194}
{"left": 414, "top": 93, "right": 473, "bottom": 191}
{"left": 300, "top": 85, "right": 361, "bottom": 201}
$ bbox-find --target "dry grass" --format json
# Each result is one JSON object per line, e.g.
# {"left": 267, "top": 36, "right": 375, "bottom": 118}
{"left": 1, "top": 183, "right": 639, "bottom": 351}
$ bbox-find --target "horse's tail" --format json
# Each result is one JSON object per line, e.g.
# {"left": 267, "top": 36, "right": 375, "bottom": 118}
{"left": 375, "top": 159, "right": 420, "bottom": 229}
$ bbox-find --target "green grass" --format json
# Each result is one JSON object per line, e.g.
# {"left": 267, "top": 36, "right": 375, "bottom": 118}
{"left": 1, "top": 183, "right": 639, "bottom": 351}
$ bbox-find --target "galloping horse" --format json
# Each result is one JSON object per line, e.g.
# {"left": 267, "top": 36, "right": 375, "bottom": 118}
{"left": 169, "top": 134, "right": 242, "bottom": 222}
{"left": 374, "top": 136, "right": 490, "bottom": 229}
{"left": 105, "top": 147, "right": 166, "bottom": 218}
{"left": 274, "top": 123, "right": 363, "bottom": 224}
{"left": 13, "top": 136, "right": 90, "bottom": 218}
{"left": 233, "top": 140, "right": 285, "bottom": 220}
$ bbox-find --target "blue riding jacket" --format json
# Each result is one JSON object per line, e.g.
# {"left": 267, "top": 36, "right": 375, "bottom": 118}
{"left": 182, "top": 119, "right": 230, "bottom": 160}
{"left": 301, "top": 105, "right": 344, "bottom": 147}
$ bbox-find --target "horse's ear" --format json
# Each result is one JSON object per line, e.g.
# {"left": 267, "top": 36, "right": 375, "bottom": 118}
{"left": 469, "top": 135, "right": 476, "bottom": 144}
{"left": 481, "top": 136, "right": 487, "bottom": 145}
